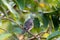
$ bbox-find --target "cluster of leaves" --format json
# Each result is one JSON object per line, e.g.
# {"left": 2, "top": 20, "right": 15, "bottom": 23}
{"left": 0, "top": 0, "right": 60, "bottom": 40}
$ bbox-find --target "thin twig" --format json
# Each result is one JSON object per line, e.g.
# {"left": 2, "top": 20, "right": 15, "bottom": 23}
{"left": 29, "top": 32, "right": 45, "bottom": 40}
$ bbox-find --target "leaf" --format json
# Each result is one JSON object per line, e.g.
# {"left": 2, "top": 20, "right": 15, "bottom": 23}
{"left": 45, "top": 0, "right": 58, "bottom": 4}
{"left": 15, "top": 0, "right": 25, "bottom": 10}
{"left": 30, "top": 28, "right": 38, "bottom": 34}
{"left": 33, "top": 17, "right": 41, "bottom": 33}
{"left": 33, "top": 17, "right": 40, "bottom": 28}
{"left": 40, "top": 13, "right": 50, "bottom": 28}
{"left": 0, "top": 6, "right": 4, "bottom": 13}
{"left": 2, "top": 0, "right": 19, "bottom": 19}
{"left": 0, "top": 20, "right": 9, "bottom": 32}
{"left": 39, "top": 3, "right": 45, "bottom": 8}
{"left": 13, "top": 0, "right": 32, "bottom": 10}
{"left": 0, "top": 33, "right": 12, "bottom": 40}
{"left": 52, "top": 15, "right": 59, "bottom": 31}
{"left": 11, "top": 33, "right": 19, "bottom": 40}
{"left": 0, "top": 0, "right": 2, "bottom": 5}
{"left": 42, "top": 33, "right": 49, "bottom": 38}
{"left": 46, "top": 31, "right": 60, "bottom": 40}
{"left": 19, "top": 13, "right": 25, "bottom": 24}
{"left": 14, "top": 27, "right": 23, "bottom": 34}
{"left": 7, "top": 21, "right": 22, "bottom": 34}
{"left": 38, "top": 0, "right": 40, "bottom": 2}
{"left": 7, "top": 22, "right": 14, "bottom": 33}
{"left": 31, "top": 1, "right": 38, "bottom": 12}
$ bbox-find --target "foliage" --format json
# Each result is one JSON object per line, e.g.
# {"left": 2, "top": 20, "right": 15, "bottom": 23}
{"left": 0, "top": 0, "right": 60, "bottom": 40}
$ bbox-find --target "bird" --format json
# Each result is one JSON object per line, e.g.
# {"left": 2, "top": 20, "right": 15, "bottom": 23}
{"left": 22, "top": 18, "right": 34, "bottom": 34}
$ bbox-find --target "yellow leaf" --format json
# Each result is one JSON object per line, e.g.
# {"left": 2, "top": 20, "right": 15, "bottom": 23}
{"left": 39, "top": 3, "right": 45, "bottom": 8}
{"left": 42, "top": 33, "right": 49, "bottom": 38}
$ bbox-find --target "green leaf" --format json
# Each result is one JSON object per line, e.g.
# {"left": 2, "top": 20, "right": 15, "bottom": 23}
{"left": 0, "top": 33, "right": 12, "bottom": 40}
{"left": 33, "top": 17, "right": 40, "bottom": 28}
{"left": 40, "top": 14, "right": 50, "bottom": 28}
{"left": 0, "top": 6, "right": 4, "bottom": 13}
{"left": 30, "top": 28, "right": 38, "bottom": 34}
{"left": 14, "top": 27, "right": 22, "bottom": 34}
{"left": 31, "top": 1, "right": 38, "bottom": 12}
{"left": 33, "top": 17, "right": 41, "bottom": 33}
{"left": 7, "top": 22, "right": 14, "bottom": 33}
{"left": 46, "top": 31, "right": 60, "bottom": 40}
{"left": 7, "top": 21, "right": 22, "bottom": 34}
{"left": 15, "top": 0, "right": 25, "bottom": 10}
{"left": 52, "top": 15, "right": 59, "bottom": 31}
{"left": 0, "top": 0, "right": 2, "bottom": 5}
{"left": 0, "top": 20, "right": 9, "bottom": 31}
{"left": 45, "top": 0, "right": 58, "bottom": 4}
{"left": 2, "top": 0, "right": 19, "bottom": 19}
